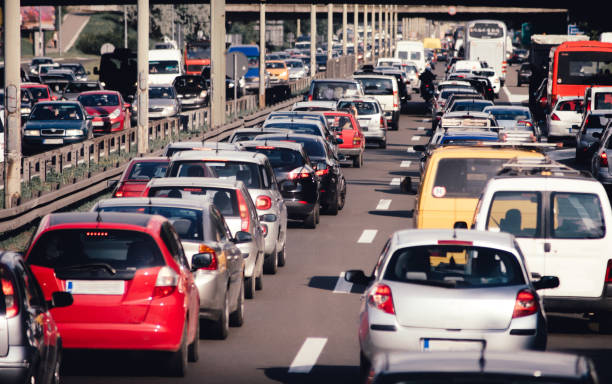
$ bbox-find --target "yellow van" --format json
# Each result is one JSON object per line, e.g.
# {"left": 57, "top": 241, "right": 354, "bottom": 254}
{"left": 414, "top": 146, "right": 545, "bottom": 229}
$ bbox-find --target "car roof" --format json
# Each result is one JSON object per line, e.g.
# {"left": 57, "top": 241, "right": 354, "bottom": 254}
{"left": 148, "top": 177, "right": 243, "bottom": 190}
{"left": 293, "top": 101, "right": 337, "bottom": 108}
{"left": 337, "top": 96, "right": 380, "bottom": 103}
{"left": 150, "top": 84, "right": 174, "bottom": 88}
{"left": 78, "top": 90, "right": 120, "bottom": 96}
{"left": 429, "top": 145, "right": 545, "bottom": 159}
{"left": 353, "top": 74, "right": 396, "bottom": 80}
{"left": 264, "top": 118, "right": 323, "bottom": 127}
{"left": 240, "top": 140, "right": 305, "bottom": 151}
{"left": 45, "top": 212, "right": 156, "bottom": 228}
{"left": 312, "top": 79, "right": 359, "bottom": 84}
{"left": 34, "top": 101, "right": 81, "bottom": 106}
{"left": 128, "top": 156, "right": 168, "bottom": 163}
{"left": 165, "top": 141, "right": 239, "bottom": 151}
{"left": 484, "top": 105, "right": 530, "bottom": 111}
{"left": 493, "top": 158, "right": 593, "bottom": 180}
{"left": 390, "top": 229, "right": 515, "bottom": 251}
{"left": 255, "top": 132, "right": 324, "bottom": 143}
{"left": 96, "top": 197, "right": 211, "bottom": 211}
{"left": 170, "top": 149, "right": 268, "bottom": 164}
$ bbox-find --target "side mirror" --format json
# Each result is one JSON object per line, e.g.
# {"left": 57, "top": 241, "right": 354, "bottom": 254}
{"left": 48, "top": 291, "right": 73, "bottom": 308}
{"left": 87, "top": 71, "right": 91, "bottom": 75}
{"left": 191, "top": 252, "right": 213, "bottom": 271}
{"left": 93, "top": 67, "right": 99, "bottom": 75}
{"left": 533, "top": 275, "right": 560, "bottom": 290}
{"left": 124, "top": 103, "right": 131, "bottom": 110}
{"left": 413, "top": 145, "right": 427, "bottom": 152}
{"left": 107, "top": 179, "right": 119, "bottom": 189}
{"left": 344, "top": 269, "right": 372, "bottom": 285}
{"left": 86, "top": 115, "right": 94, "bottom": 120}
{"left": 335, "top": 137, "right": 344, "bottom": 145}
{"left": 233, "top": 231, "right": 253, "bottom": 244}
{"left": 259, "top": 214, "right": 277, "bottom": 223}
{"left": 454, "top": 221, "right": 468, "bottom": 229}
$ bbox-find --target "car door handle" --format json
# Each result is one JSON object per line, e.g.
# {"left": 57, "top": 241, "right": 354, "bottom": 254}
{"left": 544, "top": 242, "right": 551, "bottom": 253}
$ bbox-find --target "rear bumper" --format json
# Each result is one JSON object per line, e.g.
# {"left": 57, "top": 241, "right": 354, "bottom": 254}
{"left": 363, "top": 129, "right": 385, "bottom": 141}
{"left": 0, "top": 347, "right": 32, "bottom": 382}
{"left": 544, "top": 288, "right": 612, "bottom": 313}
{"left": 285, "top": 200, "right": 315, "bottom": 219}
{"left": 547, "top": 121, "right": 578, "bottom": 138}
{"left": 338, "top": 147, "right": 363, "bottom": 156}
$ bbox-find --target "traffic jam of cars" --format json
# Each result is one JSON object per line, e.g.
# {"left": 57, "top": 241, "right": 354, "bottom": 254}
{"left": 3, "top": 17, "right": 612, "bottom": 384}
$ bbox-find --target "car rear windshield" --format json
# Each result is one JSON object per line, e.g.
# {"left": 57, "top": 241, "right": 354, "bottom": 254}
{"left": 487, "top": 109, "right": 531, "bottom": 121}
{"left": 165, "top": 161, "right": 215, "bottom": 178}
{"left": 27, "top": 229, "right": 165, "bottom": 273}
{"left": 337, "top": 101, "right": 378, "bottom": 115}
{"left": 556, "top": 99, "right": 583, "bottom": 112}
{"left": 148, "top": 187, "right": 238, "bottom": 217}
{"left": 126, "top": 161, "right": 168, "bottom": 181}
{"left": 312, "top": 82, "right": 360, "bottom": 101}
{"left": 266, "top": 62, "right": 285, "bottom": 69}
{"left": 277, "top": 139, "right": 325, "bottom": 158}
{"left": 243, "top": 147, "right": 305, "bottom": 172}
{"left": 65, "top": 83, "right": 101, "bottom": 93}
{"left": 97, "top": 206, "right": 205, "bottom": 241}
{"left": 231, "top": 132, "right": 260, "bottom": 142}
{"left": 78, "top": 93, "right": 119, "bottom": 107}
{"left": 357, "top": 77, "right": 394, "bottom": 95}
{"left": 451, "top": 101, "right": 493, "bottom": 112}
{"left": 149, "top": 87, "right": 174, "bottom": 99}
{"left": 28, "top": 87, "right": 49, "bottom": 100}
{"left": 263, "top": 122, "right": 320, "bottom": 136}
{"left": 384, "top": 245, "right": 524, "bottom": 288}
{"left": 198, "top": 161, "right": 262, "bottom": 189}
{"left": 432, "top": 158, "right": 506, "bottom": 198}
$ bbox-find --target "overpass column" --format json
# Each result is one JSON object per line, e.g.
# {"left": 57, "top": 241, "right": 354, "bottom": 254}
{"left": 342, "top": 4, "right": 348, "bottom": 56}
{"left": 210, "top": 0, "right": 226, "bottom": 127}
{"left": 310, "top": 3, "right": 316, "bottom": 78}
{"left": 385, "top": 5, "right": 389, "bottom": 56}
{"left": 362, "top": 5, "right": 368, "bottom": 65}
{"left": 297, "top": 19, "right": 301, "bottom": 38}
{"left": 4, "top": 0, "right": 21, "bottom": 208}
{"left": 393, "top": 6, "right": 398, "bottom": 52}
{"left": 370, "top": 5, "right": 375, "bottom": 64}
{"left": 137, "top": 0, "right": 149, "bottom": 154}
{"left": 259, "top": 1, "right": 266, "bottom": 108}
{"left": 378, "top": 5, "right": 382, "bottom": 60}
{"left": 353, "top": 4, "right": 358, "bottom": 68}
{"left": 327, "top": 3, "right": 333, "bottom": 61}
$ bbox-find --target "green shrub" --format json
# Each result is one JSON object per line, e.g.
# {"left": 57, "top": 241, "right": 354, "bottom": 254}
{"left": 76, "top": 32, "right": 136, "bottom": 55}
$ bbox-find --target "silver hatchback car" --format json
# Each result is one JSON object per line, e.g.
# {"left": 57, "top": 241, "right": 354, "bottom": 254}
{"left": 92, "top": 197, "right": 247, "bottom": 339}
{"left": 166, "top": 150, "right": 288, "bottom": 274}
{"left": 337, "top": 97, "right": 387, "bottom": 148}
{"left": 344, "top": 229, "right": 559, "bottom": 374}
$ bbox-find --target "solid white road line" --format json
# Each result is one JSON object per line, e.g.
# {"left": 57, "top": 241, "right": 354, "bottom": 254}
{"left": 417, "top": 126, "right": 425, "bottom": 130}
{"left": 357, "top": 229, "right": 378, "bottom": 243}
{"left": 333, "top": 272, "right": 353, "bottom": 293}
{"left": 376, "top": 199, "right": 392, "bottom": 210}
{"left": 289, "top": 337, "right": 328, "bottom": 373}
{"left": 411, "top": 136, "right": 421, "bottom": 141}
{"left": 390, "top": 178, "right": 401, "bottom": 186}
{"left": 407, "top": 147, "right": 415, "bottom": 153}
{"left": 401, "top": 160, "right": 412, "bottom": 168}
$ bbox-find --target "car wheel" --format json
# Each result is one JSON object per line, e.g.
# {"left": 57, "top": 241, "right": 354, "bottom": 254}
{"left": 255, "top": 265, "right": 263, "bottom": 291}
{"left": 327, "top": 190, "right": 339, "bottom": 215}
{"left": 165, "top": 325, "right": 188, "bottom": 377}
{"left": 264, "top": 251, "right": 278, "bottom": 274}
{"left": 53, "top": 351, "right": 61, "bottom": 384}
{"left": 359, "top": 351, "right": 371, "bottom": 383}
{"left": 379, "top": 139, "right": 387, "bottom": 149}
{"left": 188, "top": 319, "right": 199, "bottom": 362}
{"left": 393, "top": 120, "right": 399, "bottom": 131}
{"left": 244, "top": 274, "right": 255, "bottom": 299}
{"left": 600, "top": 312, "right": 612, "bottom": 334}
{"left": 303, "top": 203, "right": 318, "bottom": 229}
{"left": 277, "top": 244, "right": 286, "bottom": 267}
{"left": 211, "top": 291, "right": 229, "bottom": 339}
{"left": 229, "top": 279, "right": 245, "bottom": 327}
{"left": 353, "top": 153, "right": 362, "bottom": 168}
{"left": 339, "top": 187, "right": 346, "bottom": 211}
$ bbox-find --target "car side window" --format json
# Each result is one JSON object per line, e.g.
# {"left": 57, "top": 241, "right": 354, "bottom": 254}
{"left": 373, "top": 239, "right": 391, "bottom": 278}
{"left": 211, "top": 208, "right": 229, "bottom": 242}
{"left": 18, "top": 262, "right": 46, "bottom": 310}
{"left": 169, "top": 226, "right": 189, "bottom": 267}
{"left": 260, "top": 164, "right": 270, "bottom": 189}
{"left": 160, "top": 222, "right": 187, "bottom": 267}
{"left": 551, "top": 193, "right": 605, "bottom": 239}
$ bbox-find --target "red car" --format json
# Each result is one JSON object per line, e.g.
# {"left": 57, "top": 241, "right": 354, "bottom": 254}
{"left": 112, "top": 157, "right": 169, "bottom": 197}
{"left": 324, "top": 111, "right": 366, "bottom": 168}
{"left": 77, "top": 91, "right": 130, "bottom": 135}
{"left": 22, "top": 83, "right": 54, "bottom": 102}
{"left": 24, "top": 212, "right": 201, "bottom": 376}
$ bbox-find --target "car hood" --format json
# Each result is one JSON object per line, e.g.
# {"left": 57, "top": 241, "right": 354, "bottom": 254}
{"left": 149, "top": 99, "right": 176, "bottom": 108}
{"left": 25, "top": 120, "right": 85, "bottom": 130}
{"left": 85, "top": 106, "right": 119, "bottom": 116}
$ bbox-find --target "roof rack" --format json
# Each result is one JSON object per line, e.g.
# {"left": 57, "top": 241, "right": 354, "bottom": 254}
{"left": 497, "top": 157, "right": 591, "bottom": 177}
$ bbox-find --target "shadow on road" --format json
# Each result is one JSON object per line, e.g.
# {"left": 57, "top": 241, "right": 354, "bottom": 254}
{"left": 368, "top": 209, "right": 414, "bottom": 219}
{"left": 62, "top": 350, "right": 169, "bottom": 377}
{"left": 262, "top": 365, "right": 359, "bottom": 384}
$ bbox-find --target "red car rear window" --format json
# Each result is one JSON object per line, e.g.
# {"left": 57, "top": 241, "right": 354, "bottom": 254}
{"left": 126, "top": 161, "right": 169, "bottom": 181}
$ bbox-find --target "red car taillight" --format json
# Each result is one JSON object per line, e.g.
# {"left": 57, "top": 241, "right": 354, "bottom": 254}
{"left": 236, "top": 190, "right": 251, "bottom": 232}
{"left": 114, "top": 183, "right": 125, "bottom": 198}
{"left": 153, "top": 266, "right": 179, "bottom": 298}
{"left": 315, "top": 168, "right": 329, "bottom": 176}
{"left": 256, "top": 195, "right": 272, "bottom": 210}
{"left": 551, "top": 113, "right": 560, "bottom": 121}
{"left": 605, "top": 259, "right": 612, "bottom": 282}
{"left": 512, "top": 289, "right": 538, "bottom": 318}
{"left": 353, "top": 136, "right": 362, "bottom": 145}
{"left": 380, "top": 116, "right": 385, "bottom": 129}
{"left": 1, "top": 277, "right": 19, "bottom": 318}
{"left": 518, "top": 120, "right": 532, "bottom": 127}
{"left": 288, "top": 170, "right": 311, "bottom": 180}
{"left": 601, "top": 152, "right": 609, "bottom": 167}
{"left": 196, "top": 245, "right": 218, "bottom": 270}
{"left": 393, "top": 90, "right": 399, "bottom": 108}
{"left": 308, "top": 95, "right": 313, "bottom": 101}
{"left": 367, "top": 284, "right": 395, "bottom": 315}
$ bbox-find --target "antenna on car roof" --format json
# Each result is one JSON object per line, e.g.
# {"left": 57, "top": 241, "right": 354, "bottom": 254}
{"left": 215, "top": 140, "right": 219, "bottom": 154}
{"left": 96, "top": 209, "right": 102, "bottom": 223}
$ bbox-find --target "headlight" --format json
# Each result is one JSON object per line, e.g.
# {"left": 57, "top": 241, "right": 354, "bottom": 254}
{"left": 108, "top": 108, "right": 121, "bottom": 119}
{"left": 65, "top": 129, "right": 84, "bottom": 136}
{"left": 200, "top": 90, "right": 207, "bottom": 98}
{"left": 228, "top": 83, "right": 234, "bottom": 88}
{"left": 282, "top": 71, "right": 288, "bottom": 76}
{"left": 165, "top": 106, "right": 176, "bottom": 112}
{"left": 23, "top": 130, "right": 40, "bottom": 136}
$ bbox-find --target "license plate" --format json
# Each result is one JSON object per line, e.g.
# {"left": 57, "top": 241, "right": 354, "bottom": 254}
{"left": 92, "top": 121, "right": 104, "bottom": 126}
{"left": 66, "top": 280, "right": 125, "bottom": 295}
{"left": 42, "top": 139, "right": 63, "bottom": 145}
{"left": 421, "top": 339, "right": 483, "bottom": 352}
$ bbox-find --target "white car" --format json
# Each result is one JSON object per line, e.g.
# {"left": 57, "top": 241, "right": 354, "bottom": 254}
{"left": 337, "top": 97, "right": 387, "bottom": 148}
{"left": 546, "top": 96, "right": 584, "bottom": 139}
{"left": 353, "top": 74, "right": 401, "bottom": 130}
{"left": 473, "top": 157, "right": 612, "bottom": 333}
{"left": 473, "top": 68, "right": 501, "bottom": 95}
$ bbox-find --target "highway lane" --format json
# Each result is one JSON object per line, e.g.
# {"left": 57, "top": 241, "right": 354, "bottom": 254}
{"left": 60, "top": 64, "right": 612, "bottom": 383}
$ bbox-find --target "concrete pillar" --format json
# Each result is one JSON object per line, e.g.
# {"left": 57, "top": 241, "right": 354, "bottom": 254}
{"left": 297, "top": 19, "right": 301, "bottom": 38}
{"left": 394, "top": 6, "right": 398, "bottom": 51}
{"left": 310, "top": 3, "right": 316, "bottom": 78}
{"left": 136, "top": 0, "right": 149, "bottom": 154}
{"left": 342, "top": 4, "right": 348, "bottom": 56}
{"left": 353, "top": 4, "right": 358, "bottom": 68}
{"left": 210, "top": 0, "right": 226, "bottom": 127}
{"left": 4, "top": 0, "right": 21, "bottom": 208}
{"left": 384, "top": 5, "right": 388, "bottom": 57}
{"left": 363, "top": 5, "right": 368, "bottom": 65}
{"left": 259, "top": 2, "right": 266, "bottom": 108}
{"left": 327, "top": 3, "right": 333, "bottom": 61}
{"left": 370, "top": 5, "right": 375, "bottom": 64}
{"left": 378, "top": 5, "right": 382, "bottom": 60}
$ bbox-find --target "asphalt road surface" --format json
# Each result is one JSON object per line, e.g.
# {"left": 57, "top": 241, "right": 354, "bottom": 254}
{"left": 61, "top": 63, "right": 612, "bottom": 383}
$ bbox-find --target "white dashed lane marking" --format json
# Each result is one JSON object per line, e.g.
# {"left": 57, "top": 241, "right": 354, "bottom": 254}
{"left": 376, "top": 199, "right": 392, "bottom": 210}
{"left": 289, "top": 338, "right": 328, "bottom": 373}
{"left": 401, "top": 161, "right": 412, "bottom": 168}
{"left": 407, "top": 147, "right": 415, "bottom": 153}
{"left": 333, "top": 272, "right": 353, "bottom": 294}
{"left": 411, "top": 136, "right": 421, "bottom": 141}
{"left": 390, "top": 178, "right": 401, "bottom": 186}
{"left": 417, "top": 126, "right": 425, "bottom": 130}
{"left": 357, "top": 229, "right": 378, "bottom": 243}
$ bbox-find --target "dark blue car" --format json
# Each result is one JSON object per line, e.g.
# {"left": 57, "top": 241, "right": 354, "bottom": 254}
{"left": 23, "top": 101, "right": 92, "bottom": 149}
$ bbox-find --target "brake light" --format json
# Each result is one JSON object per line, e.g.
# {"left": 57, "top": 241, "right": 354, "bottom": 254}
{"left": 512, "top": 289, "right": 538, "bottom": 318}
{"left": 1, "top": 277, "right": 18, "bottom": 318}
{"left": 518, "top": 120, "right": 532, "bottom": 127}
{"left": 380, "top": 116, "right": 385, "bottom": 128}
{"left": 315, "top": 168, "right": 329, "bottom": 176}
{"left": 114, "top": 183, "right": 125, "bottom": 198}
{"left": 438, "top": 240, "right": 473, "bottom": 246}
{"left": 236, "top": 190, "right": 251, "bottom": 232}
{"left": 353, "top": 136, "right": 361, "bottom": 145}
{"left": 256, "top": 146, "right": 276, "bottom": 149}
{"left": 605, "top": 259, "right": 612, "bottom": 282}
{"left": 308, "top": 95, "right": 313, "bottom": 101}
{"left": 601, "top": 152, "right": 608, "bottom": 167}
{"left": 393, "top": 90, "right": 399, "bottom": 108}
{"left": 551, "top": 113, "right": 560, "bottom": 121}
{"left": 367, "top": 284, "right": 395, "bottom": 314}
{"left": 256, "top": 195, "right": 272, "bottom": 210}
{"left": 153, "top": 266, "right": 179, "bottom": 298}
{"left": 196, "top": 244, "right": 218, "bottom": 270}
{"left": 288, "top": 170, "right": 311, "bottom": 180}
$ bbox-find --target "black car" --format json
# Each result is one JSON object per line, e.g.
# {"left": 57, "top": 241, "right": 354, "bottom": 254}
{"left": 256, "top": 133, "right": 346, "bottom": 215}
{"left": 23, "top": 102, "right": 93, "bottom": 149}
{"left": 462, "top": 75, "right": 496, "bottom": 101}
{"left": 517, "top": 63, "right": 532, "bottom": 87}
{"left": 240, "top": 140, "right": 320, "bottom": 228}
{"left": 316, "top": 54, "right": 329, "bottom": 72}
{"left": 61, "top": 81, "right": 104, "bottom": 101}
{"left": 0, "top": 251, "right": 73, "bottom": 384}
{"left": 173, "top": 75, "right": 208, "bottom": 109}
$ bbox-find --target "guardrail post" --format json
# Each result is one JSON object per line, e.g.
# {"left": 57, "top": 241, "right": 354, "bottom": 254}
{"left": 342, "top": 4, "right": 347, "bottom": 56}
{"left": 259, "top": 1, "right": 266, "bottom": 109}
{"left": 3, "top": 0, "right": 22, "bottom": 208}
{"left": 327, "top": 3, "right": 333, "bottom": 62}
{"left": 210, "top": 0, "right": 226, "bottom": 129}
{"left": 310, "top": 3, "right": 317, "bottom": 78}
{"left": 363, "top": 5, "right": 368, "bottom": 66}
{"left": 137, "top": 0, "right": 149, "bottom": 155}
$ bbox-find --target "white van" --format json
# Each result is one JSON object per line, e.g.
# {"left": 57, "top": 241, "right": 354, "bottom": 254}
{"left": 395, "top": 40, "right": 425, "bottom": 74}
{"left": 353, "top": 74, "right": 400, "bottom": 130}
{"left": 601, "top": 32, "right": 612, "bottom": 43}
{"left": 472, "top": 158, "right": 612, "bottom": 332}
{"left": 585, "top": 86, "right": 612, "bottom": 116}
{"left": 148, "top": 49, "right": 184, "bottom": 85}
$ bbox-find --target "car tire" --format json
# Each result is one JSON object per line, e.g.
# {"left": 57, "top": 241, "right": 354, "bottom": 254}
{"left": 212, "top": 291, "right": 230, "bottom": 339}
{"left": 339, "top": 187, "right": 346, "bottom": 211}
{"left": 188, "top": 320, "right": 199, "bottom": 362}
{"left": 244, "top": 275, "right": 255, "bottom": 299}
{"left": 52, "top": 349, "right": 61, "bottom": 384}
{"left": 392, "top": 120, "right": 399, "bottom": 131}
{"left": 304, "top": 203, "right": 318, "bottom": 229}
{"left": 379, "top": 139, "right": 387, "bottom": 149}
{"left": 315, "top": 202, "right": 320, "bottom": 224}
{"left": 327, "top": 191, "right": 339, "bottom": 215}
{"left": 353, "top": 153, "right": 362, "bottom": 168}
{"left": 229, "top": 279, "right": 245, "bottom": 327}
{"left": 359, "top": 351, "right": 371, "bottom": 383}
{"left": 600, "top": 312, "right": 612, "bottom": 334}
{"left": 255, "top": 265, "right": 263, "bottom": 290}
{"left": 277, "top": 244, "right": 286, "bottom": 267}
{"left": 264, "top": 251, "right": 278, "bottom": 274}
{"left": 165, "top": 325, "right": 188, "bottom": 377}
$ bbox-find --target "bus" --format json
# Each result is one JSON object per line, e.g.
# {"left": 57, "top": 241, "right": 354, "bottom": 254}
{"left": 546, "top": 41, "right": 612, "bottom": 108}
{"left": 184, "top": 41, "right": 211, "bottom": 75}
{"left": 464, "top": 20, "right": 508, "bottom": 84}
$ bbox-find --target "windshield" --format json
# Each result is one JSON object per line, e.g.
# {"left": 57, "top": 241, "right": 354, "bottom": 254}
{"left": 487, "top": 109, "right": 531, "bottom": 121}
{"left": 432, "top": 158, "right": 506, "bottom": 198}
{"left": 33, "top": 58, "right": 53, "bottom": 65}
{"left": 30, "top": 104, "right": 83, "bottom": 121}
{"left": 78, "top": 93, "right": 119, "bottom": 107}
{"left": 384, "top": 245, "right": 524, "bottom": 288}
{"left": 244, "top": 147, "right": 305, "bottom": 172}
{"left": 149, "top": 60, "right": 179, "bottom": 74}
{"left": 61, "top": 64, "right": 86, "bottom": 75}
{"left": 264, "top": 123, "right": 320, "bottom": 136}
{"left": 557, "top": 51, "right": 612, "bottom": 86}
{"left": 186, "top": 43, "right": 211, "bottom": 59}
{"left": 65, "top": 83, "right": 100, "bottom": 93}
{"left": 286, "top": 61, "right": 304, "bottom": 68}
{"left": 451, "top": 102, "right": 493, "bottom": 112}
{"left": 357, "top": 77, "right": 394, "bottom": 95}
{"left": 148, "top": 187, "right": 238, "bottom": 217}
{"left": 126, "top": 161, "right": 168, "bottom": 181}
{"left": 337, "top": 101, "right": 378, "bottom": 115}
{"left": 266, "top": 62, "right": 286, "bottom": 69}
{"left": 149, "top": 87, "right": 175, "bottom": 99}
{"left": 199, "top": 161, "right": 262, "bottom": 189}
{"left": 312, "top": 82, "right": 360, "bottom": 101}
{"left": 594, "top": 92, "right": 612, "bottom": 110}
